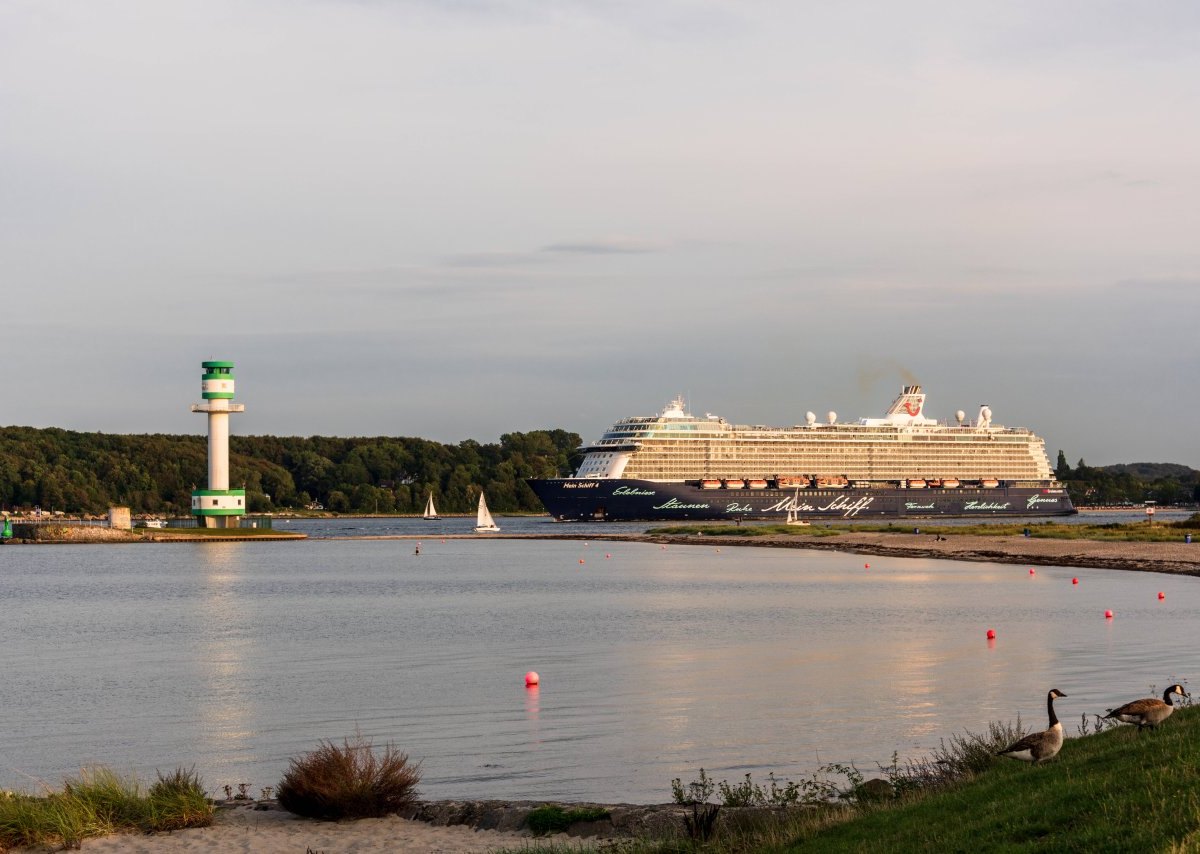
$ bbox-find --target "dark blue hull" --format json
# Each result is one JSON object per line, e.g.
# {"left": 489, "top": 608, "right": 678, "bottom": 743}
{"left": 526, "top": 479, "right": 1076, "bottom": 521}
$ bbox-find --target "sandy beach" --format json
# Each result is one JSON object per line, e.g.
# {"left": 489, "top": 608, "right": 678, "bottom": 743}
{"left": 70, "top": 804, "right": 567, "bottom": 853}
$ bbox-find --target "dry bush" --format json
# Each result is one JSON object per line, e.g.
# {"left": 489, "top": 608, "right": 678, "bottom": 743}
{"left": 277, "top": 736, "right": 420, "bottom": 820}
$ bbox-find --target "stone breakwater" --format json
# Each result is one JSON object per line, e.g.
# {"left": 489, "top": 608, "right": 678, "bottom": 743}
{"left": 8, "top": 524, "right": 141, "bottom": 543}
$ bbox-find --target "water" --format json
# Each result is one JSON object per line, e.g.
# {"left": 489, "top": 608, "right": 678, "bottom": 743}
{"left": 2, "top": 536, "right": 1197, "bottom": 803}
{"left": 281, "top": 507, "right": 1194, "bottom": 539}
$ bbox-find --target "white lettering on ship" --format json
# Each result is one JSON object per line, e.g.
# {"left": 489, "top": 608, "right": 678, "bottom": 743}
{"left": 818, "top": 496, "right": 875, "bottom": 517}
{"left": 563, "top": 482, "right": 599, "bottom": 489}
{"left": 1026, "top": 495, "right": 1059, "bottom": 508}
{"left": 613, "top": 486, "right": 655, "bottom": 496}
{"left": 905, "top": 502, "right": 935, "bottom": 510}
{"left": 964, "top": 501, "right": 1011, "bottom": 511}
{"left": 726, "top": 503, "right": 755, "bottom": 513}
{"left": 653, "top": 498, "right": 711, "bottom": 510}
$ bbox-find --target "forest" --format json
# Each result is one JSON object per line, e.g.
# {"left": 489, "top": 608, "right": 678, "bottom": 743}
{"left": 1, "top": 427, "right": 1196, "bottom": 515}
{"left": 0, "top": 427, "right": 581, "bottom": 515}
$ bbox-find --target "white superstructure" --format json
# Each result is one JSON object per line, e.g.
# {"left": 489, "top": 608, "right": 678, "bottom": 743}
{"left": 572, "top": 386, "right": 1056, "bottom": 485}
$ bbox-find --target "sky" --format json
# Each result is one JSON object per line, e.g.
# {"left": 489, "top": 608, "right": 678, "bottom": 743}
{"left": 2, "top": 0, "right": 1198, "bottom": 466}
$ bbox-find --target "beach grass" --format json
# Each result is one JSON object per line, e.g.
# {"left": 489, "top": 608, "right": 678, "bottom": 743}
{"left": 0, "top": 766, "right": 212, "bottom": 850}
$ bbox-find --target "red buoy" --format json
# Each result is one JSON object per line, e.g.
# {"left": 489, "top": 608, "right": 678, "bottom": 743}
{"left": 579, "top": 558, "right": 585, "bottom": 564}
{"left": 864, "top": 563, "right": 870, "bottom": 569}
{"left": 1029, "top": 568, "right": 1036, "bottom": 575}
{"left": 525, "top": 671, "right": 539, "bottom": 686}
{"left": 1072, "top": 577, "right": 1079, "bottom": 585}
{"left": 986, "top": 629, "right": 996, "bottom": 640}
{"left": 1105, "top": 609, "right": 1114, "bottom": 619}
{"left": 605, "top": 553, "right": 611, "bottom": 559}
{"left": 1158, "top": 591, "right": 1166, "bottom": 600}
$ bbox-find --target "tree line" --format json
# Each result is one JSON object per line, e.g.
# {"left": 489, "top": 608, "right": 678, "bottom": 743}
{"left": 0, "top": 426, "right": 582, "bottom": 515}
{"left": 1055, "top": 451, "right": 1200, "bottom": 507}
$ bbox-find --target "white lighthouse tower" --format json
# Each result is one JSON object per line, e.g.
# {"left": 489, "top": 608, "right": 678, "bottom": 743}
{"left": 190, "top": 360, "right": 246, "bottom": 527}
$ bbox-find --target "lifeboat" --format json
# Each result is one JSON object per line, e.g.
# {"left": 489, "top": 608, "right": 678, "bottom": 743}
{"left": 699, "top": 479, "right": 722, "bottom": 490}
{"left": 941, "top": 478, "right": 960, "bottom": 488}
{"left": 980, "top": 478, "right": 1000, "bottom": 489}
{"left": 746, "top": 478, "right": 768, "bottom": 489}
{"left": 774, "top": 475, "right": 810, "bottom": 489}
{"left": 723, "top": 479, "right": 745, "bottom": 489}
{"left": 926, "top": 479, "right": 943, "bottom": 488}
{"left": 815, "top": 476, "right": 848, "bottom": 489}
{"left": 907, "top": 479, "right": 927, "bottom": 489}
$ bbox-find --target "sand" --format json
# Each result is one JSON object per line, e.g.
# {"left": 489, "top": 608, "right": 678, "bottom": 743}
{"left": 73, "top": 805, "right": 562, "bottom": 853}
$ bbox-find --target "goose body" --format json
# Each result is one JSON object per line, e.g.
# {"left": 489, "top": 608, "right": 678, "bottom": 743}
{"left": 1104, "top": 684, "right": 1187, "bottom": 730}
{"left": 997, "top": 689, "right": 1067, "bottom": 764}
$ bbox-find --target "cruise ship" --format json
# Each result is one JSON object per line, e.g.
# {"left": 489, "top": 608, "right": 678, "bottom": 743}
{"left": 527, "top": 386, "right": 1075, "bottom": 521}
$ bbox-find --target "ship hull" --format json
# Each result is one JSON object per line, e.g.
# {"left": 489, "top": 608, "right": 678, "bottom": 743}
{"left": 526, "top": 479, "right": 1076, "bottom": 521}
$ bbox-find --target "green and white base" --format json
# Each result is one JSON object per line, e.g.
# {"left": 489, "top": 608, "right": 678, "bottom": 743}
{"left": 191, "top": 489, "right": 247, "bottom": 528}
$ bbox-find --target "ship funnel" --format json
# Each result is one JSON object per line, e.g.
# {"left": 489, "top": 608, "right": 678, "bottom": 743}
{"left": 885, "top": 384, "right": 927, "bottom": 421}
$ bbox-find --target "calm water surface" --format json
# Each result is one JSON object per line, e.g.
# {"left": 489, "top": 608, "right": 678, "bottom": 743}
{"left": 3, "top": 533, "right": 1197, "bottom": 803}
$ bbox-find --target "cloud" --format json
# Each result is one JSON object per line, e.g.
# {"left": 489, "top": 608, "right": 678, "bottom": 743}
{"left": 542, "top": 238, "right": 665, "bottom": 255}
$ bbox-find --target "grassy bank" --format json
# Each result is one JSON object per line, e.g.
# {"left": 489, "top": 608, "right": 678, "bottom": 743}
{"left": 778, "top": 705, "right": 1200, "bottom": 853}
{"left": 650, "top": 516, "right": 1199, "bottom": 543}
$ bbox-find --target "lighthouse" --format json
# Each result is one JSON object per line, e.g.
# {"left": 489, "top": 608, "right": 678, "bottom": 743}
{"left": 190, "top": 360, "right": 246, "bottom": 527}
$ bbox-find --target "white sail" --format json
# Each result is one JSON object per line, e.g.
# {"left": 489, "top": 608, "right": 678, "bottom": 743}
{"left": 474, "top": 491, "right": 500, "bottom": 533}
{"left": 786, "top": 488, "right": 810, "bottom": 526}
{"left": 423, "top": 492, "right": 438, "bottom": 520}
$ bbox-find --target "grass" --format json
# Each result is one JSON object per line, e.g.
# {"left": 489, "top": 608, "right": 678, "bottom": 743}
{"left": 648, "top": 517, "right": 1199, "bottom": 543}
{"left": 145, "top": 528, "right": 302, "bottom": 538}
{"left": 0, "top": 766, "right": 212, "bottom": 850}
{"left": 776, "top": 706, "right": 1200, "bottom": 853}
{"left": 277, "top": 735, "right": 421, "bottom": 820}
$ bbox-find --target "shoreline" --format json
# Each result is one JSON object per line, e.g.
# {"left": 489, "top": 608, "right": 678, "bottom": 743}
{"left": 329, "top": 530, "right": 1200, "bottom": 577}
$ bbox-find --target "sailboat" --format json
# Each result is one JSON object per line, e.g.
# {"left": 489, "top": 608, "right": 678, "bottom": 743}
{"left": 786, "top": 487, "right": 810, "bottom": 526}
{"left": 423, "top": 492, "right": 439, "bottom": 520}
{"left": 474, "top": 491, "right": 500, "bottom": 533}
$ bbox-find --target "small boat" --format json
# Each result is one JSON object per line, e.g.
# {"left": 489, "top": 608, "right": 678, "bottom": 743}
{"left": 140, "top": 518, "right": 166, "bottom": 529}
{"left": 423, "top": 492, "right": 439, "bottom": 520}
{"left": 723, "top": 479, "right": 745, "bottom": 489}
{"left": 907, "top": 479, "right": 927, "bottom": 489}
{"left": 699, "top": 479, "right": 722, "bottom": 490}
{"left": 786, "top": 488, "right": 810, "bottom": 526}
{"left": 941, "top": 478, "right": 961, "bottom": 488}
{"left": 775, "top": 475, "right": 810, "bottom": 489}
{"left": 980, "top": 478, "right": 1000, "bottom": 489}
{"left": 474, "top": 491, "right": 500, "bottom": 533}
{"left": 746, "top": 478, "right": 768, "bottom": 489}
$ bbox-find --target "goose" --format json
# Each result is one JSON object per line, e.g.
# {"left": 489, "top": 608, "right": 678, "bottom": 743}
{"left": 996, "top": 689, "right": 1067, "bottom": 764}
{"left": 1103, "top": 684, "right": 1188, "bottom": 731}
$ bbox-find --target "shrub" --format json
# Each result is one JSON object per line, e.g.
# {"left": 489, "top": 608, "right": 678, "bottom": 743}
{"left": 277, "top": 735, "right": 421, "bottom": 820}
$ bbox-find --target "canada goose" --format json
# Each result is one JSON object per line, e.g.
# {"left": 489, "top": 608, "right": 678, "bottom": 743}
{"left": 996, "top": 689, "right": 1067, "bottom": 764}
{"left": 1103, "top": 684, "right": 1188, "bottom": 731}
